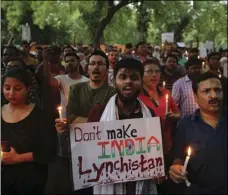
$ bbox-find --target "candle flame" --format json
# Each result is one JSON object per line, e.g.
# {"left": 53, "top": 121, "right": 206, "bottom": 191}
{"left": 187, "top": 147, "right": 191, "bottom": 156}
{"left": 202, "top": 62, "right": 205, "bottom": 65}
{"left": 57, "top": 106, "right": 62, "bottom": 111}
{"left": 165, "top": 94, "right": 169, "bottom": 100}
{"left": 198, "top": 56, "right": 200, "bottom": 59}
{"left": 219, "top": 74, "right": 221, "bottom": 78}
{"left": 163, "top": 81, "right": 166, "bottom": 87}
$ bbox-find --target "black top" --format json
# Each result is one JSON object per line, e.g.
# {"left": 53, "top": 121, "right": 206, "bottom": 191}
{"left": 1, "top": 107, "right": 57, "bottom": 192}
{"left": 172, "top": 109, "right": 227, "bottom": 194}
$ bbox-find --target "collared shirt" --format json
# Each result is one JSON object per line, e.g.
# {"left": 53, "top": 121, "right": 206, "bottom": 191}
{"left": 172, "top": 109, "right": 227, "bottom": 194}
{"left": 172, "top": 75, "right": 199, "bottom": 118}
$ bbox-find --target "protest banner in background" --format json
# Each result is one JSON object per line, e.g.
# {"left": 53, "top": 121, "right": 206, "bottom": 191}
{"left": 161, "top": 32, "right": 174, "bottom": 43}
{"left": 69, "top": 117, "right": 165, "bottom": 191}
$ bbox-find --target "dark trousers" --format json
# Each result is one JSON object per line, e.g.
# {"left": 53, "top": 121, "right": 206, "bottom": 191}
{"left": 45, "top": 155, "right": 93, "bottom": 195}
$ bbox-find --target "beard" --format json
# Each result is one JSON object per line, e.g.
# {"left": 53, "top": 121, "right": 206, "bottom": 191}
{"left": 116, "top": 88, "right": 141, "bottom": 105}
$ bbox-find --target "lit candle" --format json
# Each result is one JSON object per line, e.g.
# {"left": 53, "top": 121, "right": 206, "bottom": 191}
{"left": 182, "top": 147, "right": 191, "bottom": 175}
{"left": 163, "top": 81, "right": 166, "bottom": 89}
{"left": 198, "top": 56, "right": 200, "bottom": 59}
{"left": 165, "top": 94, "right": 169, "bottom": 115}
{"left": 57, "top": 106, "right": 63, "bottom": 120}
{"left": 219, "top": 74, "right": 221, "bottom": 78}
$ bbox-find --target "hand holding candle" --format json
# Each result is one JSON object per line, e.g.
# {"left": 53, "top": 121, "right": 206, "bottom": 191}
{"left": 57, "top": 106, "right": 63, "bottom": 120}
{"left": 182, "top": 146, "right": 191, "bottom": 187}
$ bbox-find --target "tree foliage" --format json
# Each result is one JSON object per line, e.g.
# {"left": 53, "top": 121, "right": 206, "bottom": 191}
{"left": 1, "top": 0, "right": 227, "bottom": 48}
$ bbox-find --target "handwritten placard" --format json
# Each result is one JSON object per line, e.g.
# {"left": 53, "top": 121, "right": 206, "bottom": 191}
{"left": 161, "top": 32, "right": 174, "bottom": 43}
{"left": 69, "top": 117, "right": 165, "bottom": 190}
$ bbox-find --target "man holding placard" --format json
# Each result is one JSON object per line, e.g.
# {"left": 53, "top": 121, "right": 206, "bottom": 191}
{"left": 51, "top": 50, "right": 116, "bottom": 194}
{"left": 169, "top": 72, "right": 227, "bottom": 194}
{"left": 87, "top": 58, "right": 160, "bottom": 194}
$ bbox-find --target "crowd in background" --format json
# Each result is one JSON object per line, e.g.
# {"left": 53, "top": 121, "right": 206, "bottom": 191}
{"left": 1, "top": 40, "right": 227, "bottom": 195}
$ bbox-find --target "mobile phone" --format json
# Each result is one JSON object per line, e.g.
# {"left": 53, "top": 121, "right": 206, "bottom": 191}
{"left": 1, "top": 141, "right": 11, "bottom": 152}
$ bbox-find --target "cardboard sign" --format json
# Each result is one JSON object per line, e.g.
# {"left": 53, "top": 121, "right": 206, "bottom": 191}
{"left": 69, "top": 117, "right": 165, "bottom": 190}
{"left": 161, "top": 32, "right": 174, "bottom": 43}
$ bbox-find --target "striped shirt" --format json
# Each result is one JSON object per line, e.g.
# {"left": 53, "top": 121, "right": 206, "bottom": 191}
{"left": 172, "top": 75, "right": 199, "bottom": 118}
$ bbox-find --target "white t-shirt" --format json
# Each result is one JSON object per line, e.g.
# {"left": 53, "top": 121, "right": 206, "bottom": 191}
{"left": 55, "top": 74, "right": 89, "bottom": 117}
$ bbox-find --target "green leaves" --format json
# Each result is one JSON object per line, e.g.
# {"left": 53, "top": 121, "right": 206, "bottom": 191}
{"left": 1, "top": 0, "right": 227, "bottom": 47}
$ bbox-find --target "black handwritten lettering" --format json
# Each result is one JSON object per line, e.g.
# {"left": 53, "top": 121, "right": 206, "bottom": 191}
{"left": 155, "top": 157, "right": 163, "bottom": 167}
{"left": 107, "top": 130, "right": 116, "bottom": 139}
{"left": 74, "top": 127, "right": 82, "bottom": 142}
{"left": 123, "top": 124, "right": 131, "bottom": 138}
{"left": 139, "top": 154, "right": 148, "bottom": 172}
{"left": 87, "top": 163, "right": 105, "bottom": 182}
{"left": 148, "top": 158, "right": 155, "bottom": 169}
{"left": 116, "top": 129, "right": 123, "bottom": 138}
{"left": 114, "top": 161, "right": 120, "bottom": 170}
{"left": 106, "top": 161, "right": 114, "bottom": 173}
{"left": 131, "top": 129, "right": 137, "bottom": 137}
{"left": 78, "top": 156, "right": 92, "bottom": 175}
{"left": 132, "top": 160, "right": 139, "bottom": 170}
{"left": 120, "top": 157, "right": 129, "bottom": 172}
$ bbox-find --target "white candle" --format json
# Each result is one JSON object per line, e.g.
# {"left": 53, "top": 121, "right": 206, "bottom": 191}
{"left": 182, "top": 147, "right": 191, "bottom": 175}
{"left": 165, "top": 94, "right": 168, "bottom": 115}
{"left": 163, "top": 81, "right": 166, "bottom": 89}
{"left": 57, "top": 106, "right": 63, "bottom": 120}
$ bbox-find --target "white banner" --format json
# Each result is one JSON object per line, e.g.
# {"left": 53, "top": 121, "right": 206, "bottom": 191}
{"left": 70, "top": 117, "right": 165, "bottom": 190}
{"left": 204, "top": 41, "right": 214, "bottom": 50}
{"left": 161, "top": 32, "right": 174, "bottom": 43}
{"left": 22, "top": 23, "right": 31, "bottom": 42}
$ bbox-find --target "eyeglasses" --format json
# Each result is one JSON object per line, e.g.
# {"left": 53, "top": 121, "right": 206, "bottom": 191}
{"left": 144, "top": 69, "right": 160, "bottom": 75}
{"left": 89, "top": 61, "right": 106, "bottom": 67}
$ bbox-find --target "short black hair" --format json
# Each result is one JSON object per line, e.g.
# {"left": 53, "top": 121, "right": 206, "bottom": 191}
{"left": 192, "top": 72, "right": 220, "bottom": 94}
{"left": 88, "top": 49, "right": 109, "bottom": 69}
{"left": 164, "top": 54, "right": 178, "bottom": 63}
{"left": 20, "top": 40, "right": 29, "bottom": 46}
{"left": 3, "top": 46, "right": 19, "bottom": 55}
{"left": 64, "top": 52, "right": 80, "bottom": 61}
{"left": 113, "top": 58, "right": 143, "bottom": 79}
{"left": 143, "top": 58, "right": 160, "bottom": 68}
{"left": 207, "top": 52, "right": 220, "bottom": 61}
{"left": 170, "top": 49, "right": 181, "bottom": 57}
{"left": 190, "top": 47, "right": 199, "bottom": 53}
{"left": 63, "top": 45, "right": 75, "bottom": 53}
{"left": 2, "top": 66, "right": 33, "bottom": 87}
{"left": 185, "top": 57, "right": 202, "bottom": 69}
{"left": 135, "top": 41, "right": 146, "bottom": 50}
{"left": 125, "top": 43, "right": 133, "bottom": 49}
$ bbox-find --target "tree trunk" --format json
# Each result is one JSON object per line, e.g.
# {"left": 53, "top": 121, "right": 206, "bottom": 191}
{"left": 174, "top": 15, "right": 191, "bottom": 42}
{"left": 92, "top": 0, "right": 130, "bottom": 48}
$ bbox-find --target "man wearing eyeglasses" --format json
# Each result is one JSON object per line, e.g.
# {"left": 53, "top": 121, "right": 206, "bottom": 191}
{"left": 50, "top": 50, "right": 116, "bottom": 195}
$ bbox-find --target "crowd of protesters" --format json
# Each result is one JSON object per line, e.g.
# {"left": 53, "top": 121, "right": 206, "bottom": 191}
{"left": 1, "top": 40, "right": 227, "bottom": 195}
